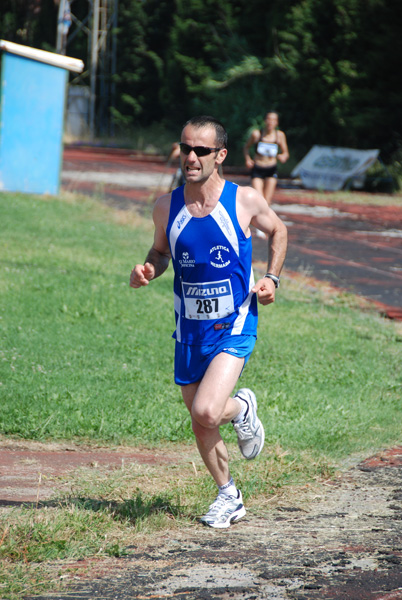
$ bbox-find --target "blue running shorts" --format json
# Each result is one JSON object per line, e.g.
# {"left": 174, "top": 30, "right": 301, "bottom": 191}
{"left": 174, "top": 334, "right": 256, "bottom": 386}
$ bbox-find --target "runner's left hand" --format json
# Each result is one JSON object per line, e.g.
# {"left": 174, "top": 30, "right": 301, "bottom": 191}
{"left": 251, "top": 277, "right": 276, "bottom": 305}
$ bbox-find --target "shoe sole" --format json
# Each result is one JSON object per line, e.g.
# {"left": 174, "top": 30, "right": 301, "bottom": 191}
{"left": 200, "top": 505, "right": 246, "bottom": 529}
{"left": 246, "top": 418, "right": 265, "bottom": 459}
{"left": 235, "top": 388, "right": 265, "bottom": 460}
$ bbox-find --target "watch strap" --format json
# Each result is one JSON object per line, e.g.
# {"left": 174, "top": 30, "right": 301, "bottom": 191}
{"left": 264, "top": 273, "right": 280, "bottom": 288}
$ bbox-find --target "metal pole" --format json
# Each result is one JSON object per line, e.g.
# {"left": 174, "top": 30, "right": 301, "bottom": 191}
{"left": 89, "top": 0, "right": 100, "bottom": 140}
{"left": 56, "top": 0, "right": 66, "bottom": 54}
{"left": 110, "top": 0, "right": 118, "bottom": 137}
{"left": 98, "top": 0, "right": 107, "bottom": 136}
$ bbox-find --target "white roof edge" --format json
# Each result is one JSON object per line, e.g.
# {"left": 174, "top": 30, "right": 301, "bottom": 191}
{"left": 0, "top": 40, "right": 84, "bottom": 73}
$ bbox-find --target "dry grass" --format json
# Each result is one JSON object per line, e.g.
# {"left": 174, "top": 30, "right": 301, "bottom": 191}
{"left": 280, "top": 187, "right": 402, "bottom": 206}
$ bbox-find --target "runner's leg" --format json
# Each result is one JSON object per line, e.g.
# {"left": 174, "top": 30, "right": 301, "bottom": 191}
{"left": 181, "top": 352, "right": 244, "bottom": 487}
{"left": 250, "top": 176, "right": 268, "bottom": 237}
{"left": 251, "top": 176, "right": 264, "bottom": 195}
{"left": 263, "top": 176, "right": 277, "bottom": 205}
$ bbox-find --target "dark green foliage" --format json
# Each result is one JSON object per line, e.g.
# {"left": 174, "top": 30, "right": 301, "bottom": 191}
{"left": 275, "top": 0, "right": 402, "bottom": 160}
{"left": 0, "top": 0, "right": 58, "bottom": 50}
{"left": 0, "top": 0, "right": 401, "bottom": 166}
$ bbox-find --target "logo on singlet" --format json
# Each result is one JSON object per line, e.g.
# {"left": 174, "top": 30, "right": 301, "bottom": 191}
{"left": 183, "top": 281, "right": 231, "bottom": 298}
{"left": 218, "top": 210, "right": 232, "bottom": 236}
{"left": 179, "top": 251, "right": 195, "bottom": 267}
{"left": 176, "top": 213, "right": 187, "bottom": 229}
{"left": 210, "top": 245, "right": 230, "bottom": 268}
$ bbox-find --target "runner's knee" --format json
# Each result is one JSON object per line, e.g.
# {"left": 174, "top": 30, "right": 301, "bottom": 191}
{"left": 192, "top": 405, "right": 221, "bottom": 430}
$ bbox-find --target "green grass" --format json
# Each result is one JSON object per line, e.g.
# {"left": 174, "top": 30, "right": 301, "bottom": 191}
{"left": 0, "top": 190, "right": 401, "bottom": 598}
{"left": 1, "top": 191, "right": 400, "bottom": 455}
{"left": 248, "top": 287, "right": 402, "bottom": 457}
{"left": 1, "top": 192, "right": 184, "bottom": 444}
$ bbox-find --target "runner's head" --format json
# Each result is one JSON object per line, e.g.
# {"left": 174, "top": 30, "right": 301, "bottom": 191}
{"left": 182, "top": 116, "right": 227, "bottom": 150}
{"left": 264, "top": 112, "right": 279, "bottom": 131}
{"left": 180, "top": 116, "right": 227, "bottom": 183}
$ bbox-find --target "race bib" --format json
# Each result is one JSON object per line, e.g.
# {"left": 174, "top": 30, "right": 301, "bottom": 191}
{"left": 182, "top": 279, "right": 235, "bottom": 320}
{"left": 256, "top": 141, "right": 278, "bottom": 157}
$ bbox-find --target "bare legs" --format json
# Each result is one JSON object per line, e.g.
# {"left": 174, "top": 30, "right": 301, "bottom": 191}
{"left": 250, "top": 176, "right": 278, "bottom": 238}
{"left": 181, "top": 352, "right": 244, "bottom": 487}
{"left": 251, "top": 176, "right": 277, "bottom": 206}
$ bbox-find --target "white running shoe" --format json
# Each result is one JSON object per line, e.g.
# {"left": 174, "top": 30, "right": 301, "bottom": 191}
{"left": 200, "top": 490, "right": 246, "bottom": 529}
{"left": 233, "top": 388, "right": 265, "bottom": 460}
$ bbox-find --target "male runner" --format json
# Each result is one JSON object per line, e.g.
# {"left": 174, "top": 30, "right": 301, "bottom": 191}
{"left": 130, "top": 116, "right": 287, "bottom": 528}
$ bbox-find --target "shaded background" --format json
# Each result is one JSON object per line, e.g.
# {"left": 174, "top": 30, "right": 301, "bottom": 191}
{"left": 1, "top": 0, "right": 402, "bottom": 181}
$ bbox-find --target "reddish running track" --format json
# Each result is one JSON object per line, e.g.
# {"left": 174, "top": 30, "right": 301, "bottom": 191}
{"left": 62, "top": 147, "right": 402, "bottom": 320}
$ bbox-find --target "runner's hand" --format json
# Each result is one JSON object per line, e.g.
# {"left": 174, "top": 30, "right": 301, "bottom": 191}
{"left": 245, "top": 156, "right": 254, "bottom": 170}
{"left": 251, "top": 277, "right": 276, "bottom": 305}
{"left": 130, "top": 262, "right": 155, "bottom": 288}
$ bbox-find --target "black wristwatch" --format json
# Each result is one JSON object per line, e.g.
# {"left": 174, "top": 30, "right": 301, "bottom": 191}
{"left": 264, "top": 273, "right": 280, "bottom": 288}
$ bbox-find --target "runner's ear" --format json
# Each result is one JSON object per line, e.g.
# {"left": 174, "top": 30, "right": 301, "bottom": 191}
{"left": 216, "top": 148, "right": 227, "bottom": 165}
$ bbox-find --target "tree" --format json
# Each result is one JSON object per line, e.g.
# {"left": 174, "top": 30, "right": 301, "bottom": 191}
{"left": 2, "top": 0, "right": 401, "bottom": 165}
{"left": 161, "top": 0, "right": 290, "bottom": 155}
{"left": 275, "top": 0, "right": 402, "bottom": 158}
{"left": 111, "top": 0, "right": 177, "bottom": 130}
{"left": 0, "top": 0, "right": 58, "bottom": 50}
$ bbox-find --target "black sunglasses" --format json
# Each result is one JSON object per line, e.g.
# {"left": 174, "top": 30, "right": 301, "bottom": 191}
{"left": 179, "top": 143, "right": 223, "bottom": 157}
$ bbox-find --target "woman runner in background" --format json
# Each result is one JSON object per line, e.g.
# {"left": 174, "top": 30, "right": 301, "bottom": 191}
{"left": 243, "top": 112, "right": 289, "bottom": 237}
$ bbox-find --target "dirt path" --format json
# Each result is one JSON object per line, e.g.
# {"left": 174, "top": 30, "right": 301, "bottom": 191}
{"left": 1, "top": 440, "right": 401, "bottom": 600}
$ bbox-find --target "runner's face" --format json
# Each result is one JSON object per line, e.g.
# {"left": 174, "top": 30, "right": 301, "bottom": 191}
{"left": 180, "top": 125, "right": 223, "bottom": 183}
{"left": 265, "top": 113, "right": 278, "bottom": 131}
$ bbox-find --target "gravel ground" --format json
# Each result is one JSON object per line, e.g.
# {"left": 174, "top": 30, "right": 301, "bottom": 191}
{"left": 3, "top": 442, "right": 399, "bottom": 600}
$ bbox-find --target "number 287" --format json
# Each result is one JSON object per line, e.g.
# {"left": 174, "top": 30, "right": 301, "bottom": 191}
{"left": 196, "top": 298, "right": 218, "bottom": 314}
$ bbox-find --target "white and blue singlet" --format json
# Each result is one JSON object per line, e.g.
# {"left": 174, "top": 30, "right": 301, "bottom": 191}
{"left": 166, "top": 180, "right": 258, "bottom": 347}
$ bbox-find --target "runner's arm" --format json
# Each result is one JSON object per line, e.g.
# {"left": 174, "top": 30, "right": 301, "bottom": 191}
{"left": 243, "top": 129, "right": 260, "bottom": 170}
{"left": 251, "top": 208, "right": 287, "bottom": 305}
{"left": 238, "top": 186, "right": 287, "bottom": 305}
{"left": 277, "top": 131, "right": 289, "bottom": 164}
{"left": 130, "top": 194, "right": 171, "bottom": 288}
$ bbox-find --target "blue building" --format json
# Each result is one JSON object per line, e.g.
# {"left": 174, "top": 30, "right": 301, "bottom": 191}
{"left": 0, "top": 40, "right": 84, "bottom": 195}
